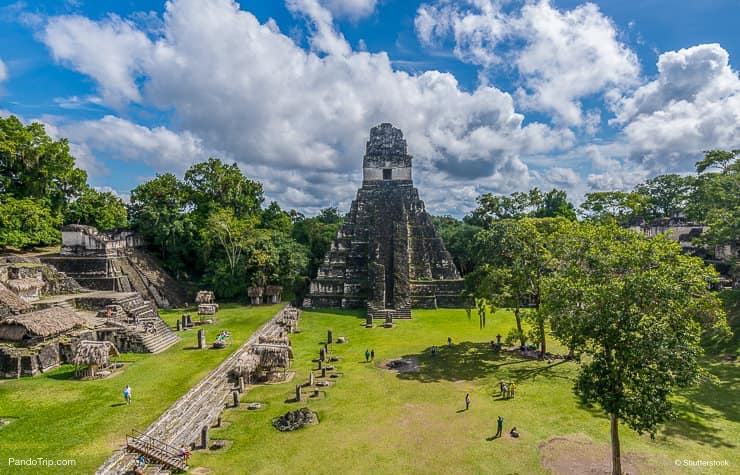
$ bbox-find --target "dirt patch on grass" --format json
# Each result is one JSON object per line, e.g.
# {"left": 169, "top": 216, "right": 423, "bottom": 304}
{"left": 189, "top": 467, "right": 213, "bottom": 474}
{"left": 381, "top": 357, "right": 420, "bottom": 373}
{"left": 539, "top": 433, "right": 653, "bottom": 475}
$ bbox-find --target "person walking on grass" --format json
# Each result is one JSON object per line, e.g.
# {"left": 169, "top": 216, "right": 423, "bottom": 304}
{"left": 123, "top": 384, "right": 132, "bottom": 405}
{"left": 465, "top": 393, "right": 471, "bottom": 411}
{"left": 365, "top": 349, "right": 370, "bottom": 362}
{"left": 495, "top": 416, "right": 504, "bottom": 438}
{"left": 371, "top": 349, "right": 375, "bottom": 361}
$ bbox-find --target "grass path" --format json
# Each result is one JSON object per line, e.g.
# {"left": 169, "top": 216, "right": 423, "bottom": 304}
{"left": 0, "top": 303, "right": 282, "bottom": 474}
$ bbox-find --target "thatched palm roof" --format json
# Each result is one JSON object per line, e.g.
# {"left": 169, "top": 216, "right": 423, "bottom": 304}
{"left": 258, "top": 335, "right": 290, "bottom": 346}
{"left": 73, "top": 340, "right": 120, "bottom": 366}
{"left": 0, "top": 307, "right": 87, "bottom": 341}
{"left": 264, "top": 285, "right": 283, "bottom": 296}
{"left": 250, "top": 343, "right": 293, "bottom": 368}
{"left": 7, "top": 278, "right": 44, "bottom": 291}
{"left": 247, "top": 287, "right": 264, "bottom": 297}
{"left": 195, "top": 290, "right": 215, "bottom": 304}
{"left": 0, "top": 283, "right": 31, "bottom": 314}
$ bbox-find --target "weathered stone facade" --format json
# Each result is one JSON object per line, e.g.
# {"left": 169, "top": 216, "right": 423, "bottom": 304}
{"left": 305, "top": 123, "right": 465, "bottom": 318}
{"left": 41, "top": 225, "right": 188, "bottom": 308}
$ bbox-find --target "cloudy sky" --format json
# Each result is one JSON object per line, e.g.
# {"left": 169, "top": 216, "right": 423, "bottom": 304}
{"left": 1, "top": 0, "right": 739, "bottom": 216}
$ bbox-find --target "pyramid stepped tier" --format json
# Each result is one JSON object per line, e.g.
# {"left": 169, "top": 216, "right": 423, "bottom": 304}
{"left": 305, "top": 123, "right": 466, "bottom": 318}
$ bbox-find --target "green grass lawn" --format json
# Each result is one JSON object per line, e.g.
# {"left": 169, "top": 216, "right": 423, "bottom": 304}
{"left": 0, "top": 303, "right": 282, "bottom": 474}
{"left": 187, "top": 308, "right": 739, "bottom": 475}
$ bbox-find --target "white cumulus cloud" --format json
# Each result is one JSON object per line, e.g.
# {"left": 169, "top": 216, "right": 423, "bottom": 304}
{"left": 0, "top": 58, "right": 7, "bottom": 82}
{"left": 38, "top": 0, "right": 573, "bottom": 215}
{"left": 415, "top": 0, "right": 640, "bottom": 126}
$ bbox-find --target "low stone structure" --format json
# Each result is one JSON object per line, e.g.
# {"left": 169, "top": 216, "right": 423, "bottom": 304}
{"left": 305, "top": 124, "right": 466, "bottom": 319}
{"left": 247, "top": 286, "right": 283, "bottom": 305}
{"left": 272, "top": 408, "right": 317, "bottom": 432}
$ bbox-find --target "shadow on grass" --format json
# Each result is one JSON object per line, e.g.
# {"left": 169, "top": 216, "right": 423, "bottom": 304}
{"left": 505, "top": 359, "right": 573, "bottom": 383}
{"left": 663, "top": 398, "right": 737, "bottom": 449}
{"left": 395, "top": 341, "right": 532, "bottom": 383}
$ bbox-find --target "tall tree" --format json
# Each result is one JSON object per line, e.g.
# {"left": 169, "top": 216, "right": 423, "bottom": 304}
{"left": 634, "top": 174, "right": 693, "bottom": 219}
{"left": 545, "top": 223, "right": 727, "bottom": 475}
{"left": 580, "top": 191, "right": 648, "bottom": 224}
{"left": 432, "top": 215, "right": 481, "bottom": 275}
{"left": 471, "top": 217, "right": 566, "bottom": 354}
{"left": 0, "top": 197, "right": 61, "bottom": 249}
{"left": 129, "top": 173, "right": 196, "bottom": 274}
{"left": 184, "top": 158, "right": 263, "bottom": 220}
{"left": 0, "top": 116, "right": 87, "bottom": 216}
{"left": 64, "top": 186, "right": 128, "bottom": 231}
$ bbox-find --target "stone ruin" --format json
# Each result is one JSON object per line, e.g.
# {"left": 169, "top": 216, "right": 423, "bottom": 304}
{"left": 272, "top": 407, "right": 317, "bottom": 432}
{"left": 40, "top": 225, "right": 188, "bottom": 308}
{"left": 305, "top": 123, "right": 466, "bottom": 319}
{"left": 196, "top": 290, "right": 219, "bottom": 316}
{"left": 247, "top": 285, "right": 283, "bottom": 305}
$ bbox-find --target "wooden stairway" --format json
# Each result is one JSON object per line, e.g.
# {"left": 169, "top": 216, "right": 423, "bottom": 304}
{"left": 126, "top": 430, "right": 187, "bottom": 472}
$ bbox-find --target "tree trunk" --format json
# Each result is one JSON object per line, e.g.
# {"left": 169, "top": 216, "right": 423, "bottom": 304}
{"left": 514, "top": 306, "right": 524, "bottom": 345}
{"left": 539, "top": 318, "right": 546, "bottom": 358}
{"left": 610, "top": 412, "right": 622, "bottom": 475}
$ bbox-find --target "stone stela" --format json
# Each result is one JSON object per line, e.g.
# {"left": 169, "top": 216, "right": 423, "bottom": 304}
{"left": 305, "top": 123, "right": 466, "bottom": 320}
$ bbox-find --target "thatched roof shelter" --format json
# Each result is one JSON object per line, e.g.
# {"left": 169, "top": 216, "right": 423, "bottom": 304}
{"left": 7, "top": 278, "right": 44, "bottom": 292}
{"left": 0, "top": 307, "right": 87, "bottom": 342}
{"left": 247, "top": 287, "right": 264, "bottom": 297}
{"left": 250, "top": 343, "right": 293, "bottom": 369}
{"left": 264, "top": 285, "right": 282, "bottom": 297}
{"left": 195, "top": 290, "right": 215, "bottom": 304}
{"left": 73, "top": 340, "right": 120, "bottom": 367}
{"left": 0, "top": 282, "right": 31, "bottom": 316}
{"left": 258, "top": 335, "right": 290, "bottom": 346}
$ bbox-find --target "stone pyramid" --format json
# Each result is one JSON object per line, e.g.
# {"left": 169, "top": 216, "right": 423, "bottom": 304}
{"left": 305, "top": 123, "right": 466, "bottom": 319}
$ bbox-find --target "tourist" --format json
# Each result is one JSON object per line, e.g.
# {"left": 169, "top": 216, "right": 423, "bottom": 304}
{"left": 365, "top": 349, "right": 370, "bottom": 362}
{"left": 499, "top": 380, "right": 505, "bottom": 397}
{"left": 510, "top": 426, "right": 519, "bottom": 438}
{"left": 123, "top": 384, "right": 132, "bottom": 405}
{"left": 501, "top": 382, "right": 507, "bottom": 398}
{"left": 179, "top": 445, "right": 191, "bottom": 461}
{"left": 448, "top": 336, "right": 452, "bottom": 346}
{"left": 431, "top": 346, "right": 437, "bottom": 357}
{"left": 465, "top": 393, "right": 471, "bottom": 410}
{"left": 510, "top": 383, "right": 516, "bottom": 398}
{"left": 495, "top": 416, "right": 504, "bottom": 438}
{"left": 370, "top": 349, "right": 375, "bottom": 361}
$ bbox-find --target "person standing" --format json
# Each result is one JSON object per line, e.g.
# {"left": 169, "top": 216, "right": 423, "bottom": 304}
{"left": 496, "top": 416, "right": 504, "bottom": 438}
{"left": 365, "top": 349, "right": 370, "bottom": 362}
{"left": 448, "top": 336, "right": 452, "bottom": 346}
{"left": 431, "top": 346, "right": 437, "bottom": 357}
{"left": 370, "top": 349, "right": 375, "bottom": 361}
{"left": 465, "top": 393, "right": 471, "bottom": 411}
{"left": 123, "top": 384, "right": 132, "bottom": 405}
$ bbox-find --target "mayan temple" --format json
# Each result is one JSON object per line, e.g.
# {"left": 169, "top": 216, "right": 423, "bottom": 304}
{"left": 305, "top": 123, "right": 466, "bottom": 319}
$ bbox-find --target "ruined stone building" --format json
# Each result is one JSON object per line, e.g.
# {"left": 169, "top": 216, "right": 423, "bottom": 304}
{"left": 305, "top": 123, "right": 466, "bottom": 319}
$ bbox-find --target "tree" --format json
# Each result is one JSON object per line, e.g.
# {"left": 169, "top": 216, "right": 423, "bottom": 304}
{"left": 0, "top": 116, "right": 87, "bottom": 216}
{"left": 184, "top": 158, "right": 263, "bottom": 220}
{"left": 292, "top": 208, "right": 344, "bottom": 278}
{"left": 533, "top": 189, "right": 577, "bottom": 220}
{"left": 64, "top": 186, "right": 128, "bottom": 231}
{"left": 470, "top": 217, "right": 567, "bottom": 354}
{"left": 545, "top": 223, "right": 727, "bottom": 475}
{"left": 634, "top": 174, "right": 693, "bottom": 219}
{"left": 580, "top": 191, "right": 648, "bottom": 224}
{"left": 695, "top": 149, "right": 739, "bottom": 174}
{"left": 432, "top": 215, "right": 481, "bottom": 275}
{"left": 0, "top": 197, "right": 61, "bottom": 249}
{"left": 129, "top": 173, "right": 196, "bottom": 274}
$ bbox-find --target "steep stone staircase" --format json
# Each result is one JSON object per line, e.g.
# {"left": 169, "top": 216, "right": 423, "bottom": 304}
{"left": 110, "top": 294, "right": 179, "bottom": 353}
{"left": 367, "top": 302, "right": 412, "bottom": 320}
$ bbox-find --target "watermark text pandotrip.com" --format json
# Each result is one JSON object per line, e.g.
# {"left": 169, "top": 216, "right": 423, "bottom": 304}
{"left": 8, "top": 457, "right": 77, "bottom": 468}
{"left": 674, "top": 459, "right": 730, "bottom": 468}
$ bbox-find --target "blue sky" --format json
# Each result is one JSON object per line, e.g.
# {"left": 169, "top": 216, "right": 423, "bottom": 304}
{"left": 1, "top": 0, "right": 739, "bottom": 216}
